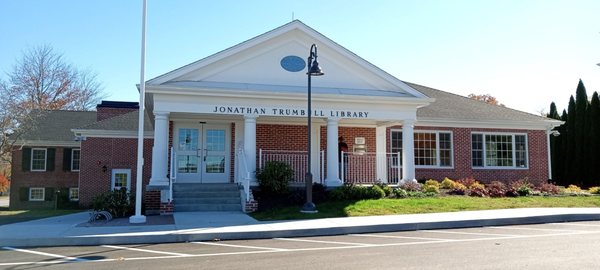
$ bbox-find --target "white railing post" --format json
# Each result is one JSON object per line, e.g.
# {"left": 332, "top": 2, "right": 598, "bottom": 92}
{"left": 397, "top": 152, "right": 401, "bottom": 183}
{"left": 259, "top": 148, "right": 263, "bottom": 170}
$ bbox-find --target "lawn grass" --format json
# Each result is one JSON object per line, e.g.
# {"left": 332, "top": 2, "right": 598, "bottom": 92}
{"left": 250, "top": 196, "right": 600, "bottom": 221}
{"left": 0, "top": 207, "right": 82, "bottom": 225}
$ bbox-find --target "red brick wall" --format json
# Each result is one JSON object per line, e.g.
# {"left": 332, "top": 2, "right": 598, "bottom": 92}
{"left": 96, "top": 107, "right": 137, "bottom": 121}
{"left": 10, "top": 147, "right": 80, "bottom": 209}
{"left": 257, "top": 124, "right": 308, "bottom": 151}
{"left": 387, "top": 126, "right": 548, "bottom": 185}
{"left": 79, "top": 137, "right": 153, "bottom": 206}
{"left": 320, "top": 126, "right": 377, "bottom": 180}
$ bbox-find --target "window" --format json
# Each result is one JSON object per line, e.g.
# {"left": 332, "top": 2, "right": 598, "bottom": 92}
{"left": 29, "top": 187, "right": 45, "bottom": 201}
{"left": 69, "top": 188, "right": 79, "bottom": 201}
{"left": 111, "top": 169, "right": 131, "bottom": 191}
{"left": 390, "top": 130, "right": 453, "bottom": 168}
{"left": 71, "top": 149, "right": 81, "bottom": 171}
{"left": 31, "top": 148, "right": 47, "bottom": 171}
{"left": 472, "top": 133, "right": 528, "bottom": 168}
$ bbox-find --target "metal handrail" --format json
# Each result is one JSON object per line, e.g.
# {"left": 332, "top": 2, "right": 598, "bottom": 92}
{"left": 237, "top": 148, "right": 251, "bottom": 202}
{"left": 169, "top": 147, "right": 176, "bottom": 202}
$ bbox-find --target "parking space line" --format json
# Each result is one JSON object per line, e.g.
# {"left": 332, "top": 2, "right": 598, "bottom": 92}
{"left": 487, "top": 226, "right": 586, "bottom": 233}
{"left": 420, "top": 230, "right": 521, "bottom": 237}
{"left": 2, "top": 246, "right": 88, "bottom": 262}
{"left": 349, "top": 233, "right": 448, "bottom": 241}
{"left": 192, "top": 241, "right": 288, "bottom": 251}
{"left": 102, "top": 245, "right": 192, "bottom": 257}
{"left": 550, "top": 223, "right": 600, "bottom": 228}
{"left": 274, "top": 237, "right": 374, "bottom": 246}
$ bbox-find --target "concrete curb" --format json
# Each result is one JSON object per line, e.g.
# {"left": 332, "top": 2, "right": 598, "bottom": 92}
{"left": 3, "top": 212, "right": 599, "bottom": 247}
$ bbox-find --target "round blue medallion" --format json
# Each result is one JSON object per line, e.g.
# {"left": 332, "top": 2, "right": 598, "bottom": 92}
{"left": 280, "top": 55, "right": 306, "bottom": 72}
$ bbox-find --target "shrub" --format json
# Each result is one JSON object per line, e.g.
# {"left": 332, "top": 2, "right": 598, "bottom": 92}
{"left": 400, "top": 181, "right": 422, "bottom": 192}
{"left": 368, "top": 185, "right": 387, "bottom": 199}
{"left": 440, "top": 177, "right": 456, "bottom": 189}
{"left": 393, "top": 188, "right": 408, "bottom": 198}
{"left": 509, "top": 178, "right": 534, "bottom": 197}
{"left": 422, "top": 184, "right": 440, "bottom": 194}
{"left": 374, "top": 183, "right": 393, "bottom": 197}
{"left": 562, "top": 184, "right": 588, "bottom": 196}
{"left": 256, "top": 161, "right": 293, "bottom": 195}
{"left": 486, "top": 181, "right": 507, "bottom": 198}
{"left": 91, "top": 188, "right": 134, "bottom": 218}
{"left": 589, "top": 186, "right": 600, "bottom": 194}
{"left": 448, "top": 183, "right": 467, "bottom": 195}
{"left": 469, "top": 183, "right": 488, "bottom": 197}
{"left": 424, "top": 179, "right": 440, "bottom": 188}
{"left": 537, "top": 183, "right": 561, "bottom": 195}
{"left": 328, "top": 184, "right": 386, "bottom": 200}
{"left": 457, "top": 177, "right": 479, "bottom": 188}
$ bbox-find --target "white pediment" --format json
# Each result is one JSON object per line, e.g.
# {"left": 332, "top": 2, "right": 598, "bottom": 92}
{"left": 147, "top": 20, "right": 427, "bottom": 99}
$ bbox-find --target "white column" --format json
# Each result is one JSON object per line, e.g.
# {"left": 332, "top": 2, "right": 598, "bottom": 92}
{"left": 376, "top": 125, "right": 388, "bottom": 183}
{"left": 149, "top": 111, "right": 169, "bottom": 186}
{"left": 244, "top": 115, "right": 257, "bottom": 183}
{"left": 311, "top": 121, "right": 320, "bottom": 182}
{"left": 402, "top": 119, "right": 416, "bottom": 183}
{"left": 325, "top": 118, "right": 342, "bottom": 187}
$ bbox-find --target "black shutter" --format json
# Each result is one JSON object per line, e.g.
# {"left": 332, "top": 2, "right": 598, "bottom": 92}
{"left": 19, "top": 187, "right": 29, "bottom": 201}
{"left": 46, "top": 148, "right": 55, "bottom": 171}
{"left": 63, "top": 148, "right": 72, "bottom": 171}
{"left": 45, "top": 187, "right": 55, "bottom": 201}
{"left": 22, "top": 147, "right": 31, "bottom": 172}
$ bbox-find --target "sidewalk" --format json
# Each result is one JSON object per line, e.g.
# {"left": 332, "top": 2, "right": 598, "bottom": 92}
{"left": 1, "top": 208, "right": 600, "bottom": 247}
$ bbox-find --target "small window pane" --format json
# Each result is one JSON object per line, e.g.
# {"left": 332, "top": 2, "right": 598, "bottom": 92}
{"left": 114, "top": 173, "right": 128, "bottom": 190}
{"left": 71, "top": 149, "right": 81, "bottom": 171}
{"left": 177, "top": 155, "right": 198, "bottom": 173}
{"left": 178, "top": 129, "right": 198, "bottom": 151}
{"left": 69, "top": 188, "right": 79, "bottom": 201}
{"left": 29, "top": 187, "right": 45, "bottom": 201}
{"left": 206, "top": 129, "right": 225, "bottom": 151}
{"left": 414, "top": 132, "right": 437, "bottom": 166}
{"left": 205, "top": 156, "right": 225, "bottom": 173}
{"left": 472, "top": 134, "right": 483, "bottom": 167}
{"left": 31, "top": 149, "right": 46, "bottom": 171}
{"left": 515, "top": 135, "right": 527, "bottom": 168}
{"left": 485, "top": 134, "right": 513, "bottom": 167}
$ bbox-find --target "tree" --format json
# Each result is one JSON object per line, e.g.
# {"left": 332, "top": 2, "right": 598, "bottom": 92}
{"left": 0, "top": 45, "right": 104, "bottom": 164}
{"left": 588, "top": 92, "right": 600, "bottom": 185}
{"left": 573, "top": 80, "right": 589, "bottom": 186}
{"left": 467, "top": 93, "right": 504, "bottom": 106}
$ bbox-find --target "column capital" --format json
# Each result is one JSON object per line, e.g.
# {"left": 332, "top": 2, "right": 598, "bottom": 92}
{"left": 327, "top": 117, "right": 341, "bottom": 123}
{"left": 402, "top": 119, "right": 416, "bottom": 127}
{"left": 154, "top": 111, "right": 170, "bottom": 119}
{"left": 243, "top": 115, "right": 258, "bottom": 121}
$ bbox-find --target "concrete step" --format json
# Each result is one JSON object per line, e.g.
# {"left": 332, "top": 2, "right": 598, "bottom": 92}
{"left": 174, "top": 197, "right": 240, "bottom": 204}
{"left": 173, "top": 191, "right": 240, "bottom": 198}
{"left": 174, "top": 203, "right": 242, "bottom": 212}
{"left": 173, "top": 183, "right": 239, "bottom": 192}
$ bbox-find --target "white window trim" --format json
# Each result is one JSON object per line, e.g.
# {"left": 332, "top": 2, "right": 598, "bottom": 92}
{"left": 31, "top": 148, "right": 47, "bottom": 172}
{"left": 390, "top": 129, "right": 454, "bottom": 169}
{"left": 29, "top": 187, "right": 45, "bottom": 201}
{"left": 472, "top": 132, "right": 529, "bottom": 170}
{"left": 69, "top": 187, "right": 79, "bottom": 201}
{"left": 71, "top": 149, "right": 81, "bottom": 172}
{"left": 111, "top": 169, "right": 131, "bottom": 191}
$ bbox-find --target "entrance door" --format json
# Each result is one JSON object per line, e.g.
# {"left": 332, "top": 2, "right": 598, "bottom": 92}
{"left": 175, "top": 123, "right": 229, "bottom": 183}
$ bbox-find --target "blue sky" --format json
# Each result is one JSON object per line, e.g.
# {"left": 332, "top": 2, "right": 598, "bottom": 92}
{"left": 1, "top": 0, "right": 599, "bottom": 114}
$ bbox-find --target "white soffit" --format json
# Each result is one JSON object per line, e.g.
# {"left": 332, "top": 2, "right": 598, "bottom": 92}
{"left": 147, "top": 20, "right": 429, "bottom": 100}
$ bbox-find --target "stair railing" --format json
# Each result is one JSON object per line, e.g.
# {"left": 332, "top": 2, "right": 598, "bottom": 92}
{"left": 236, "top": 147, "right": 251, "bottom": 202}
{"left": 169, "top": 146, "right": 176, "bottom": 202}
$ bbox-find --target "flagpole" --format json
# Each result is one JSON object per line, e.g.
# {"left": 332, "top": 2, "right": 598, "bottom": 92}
{"left": 130, "top": 0, "right": 147, "bottom": 224}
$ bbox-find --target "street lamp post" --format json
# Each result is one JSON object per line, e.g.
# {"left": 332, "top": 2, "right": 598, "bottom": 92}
{"left": 301, "top": 44, "right": 324, "bottom": 214}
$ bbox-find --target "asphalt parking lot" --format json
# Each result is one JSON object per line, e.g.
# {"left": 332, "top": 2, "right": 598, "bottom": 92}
{"left": 2, "top": 220, "right": 600, "bottom": 269}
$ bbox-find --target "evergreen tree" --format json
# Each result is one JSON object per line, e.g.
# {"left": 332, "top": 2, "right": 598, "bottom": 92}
{"left": 574, "top": 80, "right": 589, "bottom": 186}
{"left": 565, "top": 96, "right": 577, "bottom": 185}
{"left": 589, "top": 92, "right": 600, "bottom": 186}
{"left": 558, "top": 109, "right": 569, "bottom": 185}
{"left": 548, "top": 102, "right": 560, "bottom": 119}
{"left": 548, "top": 102, "right": 562, "bottom": 182}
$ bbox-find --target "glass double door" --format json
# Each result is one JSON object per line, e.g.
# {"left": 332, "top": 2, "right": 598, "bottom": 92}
{"left": 176, "top": 123, "right": 229, "bottom": 183}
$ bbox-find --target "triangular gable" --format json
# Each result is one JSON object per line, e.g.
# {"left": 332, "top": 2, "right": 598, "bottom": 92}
{"left": 147, "top": 20, "right": 427, "bottom": 99}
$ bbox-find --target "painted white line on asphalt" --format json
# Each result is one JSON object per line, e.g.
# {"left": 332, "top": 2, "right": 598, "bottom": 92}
{"left": 192, "top": 241, "right": 288, "bottom": 251}
{"left": 274, "top": 237, "right": 374, "bottom": 247}
{"left": 487, "top": 226, "right": 586, "bottom": 233}
{"left": 419, "top": 230, "right": 521, "bottom": 237}
{"left": 349, "top": 233, "right": 449, "bottom": 242}
{"left": 2, "top": 230, "right": 599, "bottom": 267}
{"left": 102, "top": 245, "right": 192, "bottom": 257}
{"left": 2, "top": 246, "right": 88, "bottom": 262}
{"left": 550, "top": 222, "right": 600, "bottom": 228}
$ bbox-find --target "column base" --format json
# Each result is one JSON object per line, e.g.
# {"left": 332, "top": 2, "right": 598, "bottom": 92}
{"left": 399, "top": 179, "right": 417, "bottom": 185}
{"left": 148, "top": 177, "right": 169, "bottom": 187}
{"left": 325, "top": 178, "right": 343, "bottom": 187}
{"left": 129, "top": 215, "right": 146, "bottom": 224}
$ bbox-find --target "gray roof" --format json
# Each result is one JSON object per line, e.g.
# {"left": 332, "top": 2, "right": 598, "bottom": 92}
{"left": 19, "top": 110, "right": 97, "bottom": 142}
{"left": 406, "top": 82, "right": 553, "bottom": 123}
{"left": 77, "top": 110, "right": 153, "bottom": 132}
